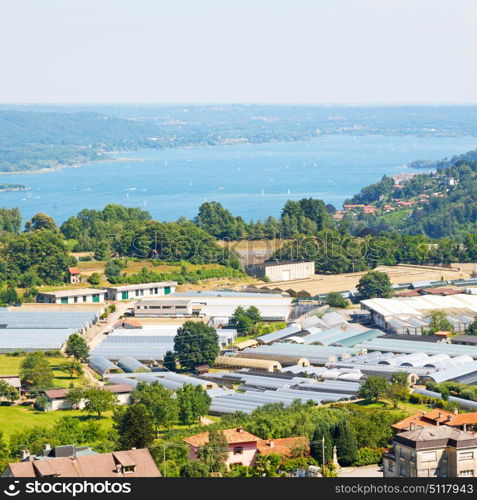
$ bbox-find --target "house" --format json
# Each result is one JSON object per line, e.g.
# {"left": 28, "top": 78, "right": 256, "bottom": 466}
{"left": 67, "top": 267, "right": 82, "bottom": 285}
{"left": 244, "top": 260, "right": 315, "bottom": 282}
{"left": 0, "top": 375, "right": 22, "bottom": 396}
{"left": 36, "top": 288, "right": 105, "bottom": 304}
{"left": 104, "top": 282, "right": 177, "bottom": 301}
{"left": 41, "top": 385, "right": 133, "bottom": 411}
{"left": 392, "top": 409, "right": 477, "bottom": 433}
{"left": 183, "top": 427, "right": 309, "bottom": 469}
{"left": 184, "top": 427, "right": 262, "bottom": 468}
{"left": 383, "top": 425, "right": 477, "bottom": 477}
{"left": 2, "top": 446, "right": 161, "bottom": 478}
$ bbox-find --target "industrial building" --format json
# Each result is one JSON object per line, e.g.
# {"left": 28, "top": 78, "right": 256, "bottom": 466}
{"left": 134, "top": 291, "right": 292, "bottom": 325}
{"left": 104, "top": 281, "right": 177, "bottom": 301}
{"left": 36, "top": 288, "right": 106, "bottom": 305}
{"left": 245, "top": 260, "right": 315, "bottom": 282}
{"left": 91, "top": 323, "right": 237, "bottom": 361}
{"left": 0, "top": 308, "right": 102, "bottom": 352}
{"left": 361, "top": 294, "right": 477, "bottom": 334}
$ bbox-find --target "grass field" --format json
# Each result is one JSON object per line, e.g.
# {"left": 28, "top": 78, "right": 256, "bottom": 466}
{"left": 0, "top": 354, "right": 84, "bottom": 388}
{"left": 0, "top": 405, "right": 113, "bottom": 438}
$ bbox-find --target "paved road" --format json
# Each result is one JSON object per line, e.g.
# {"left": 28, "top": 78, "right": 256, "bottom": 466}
{"left": 338, "top": 465, "right": 383, "bottom": 477}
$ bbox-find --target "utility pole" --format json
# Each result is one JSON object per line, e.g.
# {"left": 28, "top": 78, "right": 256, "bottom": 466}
{"left": 321, "top": 435, "right": 326, "bottom": 476}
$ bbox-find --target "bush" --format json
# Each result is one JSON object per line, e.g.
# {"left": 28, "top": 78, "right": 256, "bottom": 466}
{"left": 353, "top": 447, "right": 385, "bottom": 466}
{"left": 324, "top": 292, "right": 349, "bottom": 309}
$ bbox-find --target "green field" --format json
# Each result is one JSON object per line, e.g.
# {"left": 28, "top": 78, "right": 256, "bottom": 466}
{"left": 0, "top": 405, "right": 113, "bottom": 438}
{"left": 0, "top": 354, "right": 84, "bottom": 388}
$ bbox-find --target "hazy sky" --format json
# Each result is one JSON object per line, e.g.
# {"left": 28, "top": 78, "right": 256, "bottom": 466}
{"left": 0, "top": 0, "right": 476, "bottom": 104}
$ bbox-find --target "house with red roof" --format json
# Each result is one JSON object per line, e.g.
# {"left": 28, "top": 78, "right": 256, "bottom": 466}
{"left": 183, "top": 427, "right": 309, "bottom": 468}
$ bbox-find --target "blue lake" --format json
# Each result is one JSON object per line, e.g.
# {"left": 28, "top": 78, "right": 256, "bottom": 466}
{"left": 1, "top": 134, "right": 476, "bottom": 223}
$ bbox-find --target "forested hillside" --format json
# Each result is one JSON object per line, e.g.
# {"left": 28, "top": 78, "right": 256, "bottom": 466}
{"left": 346, "top": 149, "right": 477, "bottom": 239}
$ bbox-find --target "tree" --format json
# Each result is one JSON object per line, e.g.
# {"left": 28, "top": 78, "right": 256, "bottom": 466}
{"left": 252, "top": 454, "right": 284, "bottom": 477}
{"left": 245, "top": 306, "right": 262, "bottom": 323}
{"left": 232, "top": 307, "right": 254, "bottom": 335}
{"left": 65, "top": 388, "right": 84, "bottom": 409}
{"left": 176, "top": 384, "right": 211, "bottom": 426}
{"left": 82, "top": 388, "right": 117, "bottom": 419}
{"left": 180, "top": 461, "right": 211, "bottom": 477}
{"left": 88, "top": 272, "right": 101, "bottom": 285}
{"left": 114, "top": 403, "right": 155, "bottom": 449}
{"left": 131, "top": 381, "right": 178, "bottom": 433}
{"left": 390, "top": 372, "right": 409, "bottom": 387}
{"left": 196, "top": 429, "right": 228, "bottom": 474}
{"left": 20, "top": 352, "right": 54, "bottom": 390}
{"left": 425, "top": 310, "right": 453, "bottom": 334}
{"left": 311, "top": 422, "right": 333, "bottom": 465}
{"left": 61, "top": 360, "right": 84, "bottom": 379}
{"left": 25, "top": 212, "right": 58, "bottom": 233}
{"left": 357, "top": 271, "right": 393, "bottom": 299}
{"left": 65, "top": 333, "right": 90, "bottom": 361}
{"left": 0, "top": 379, "right": 18, "bottom": 403}
{"left": 332, "top": 420, "right": 358, "bottom": 466}
{"left": 386, "top": 382, "right": 409, "bottom": 409}
{"left": 173, "top": 321, "right": 219, "bottom": 370}
{"left": 324, "top": 292, "right": 349, "bottom": 309}
{"left": 163, "top": 351, "right": 177, "bottom": 372}
{"left": 358, "top": 376, "right": 388, "bottom": 403}
{"left": 93, "top": 242, "right": 110, "bottom": 261}
{"left": 467, "top": 315, "right": 477, "bottom": 335}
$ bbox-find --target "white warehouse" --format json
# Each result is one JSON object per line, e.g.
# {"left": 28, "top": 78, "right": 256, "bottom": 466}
{"left": 104, "top": 281, "right": 177, "bottom": 301}
{"left": 245, "top": 260, "right": 315, "bottom": 282}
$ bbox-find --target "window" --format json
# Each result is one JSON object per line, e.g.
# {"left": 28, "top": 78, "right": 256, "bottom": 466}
{"left": 83, "top": 296, "right": 87, "bottom": 302}
{"left": 459, "top": 470, "right": 474, "bottom": 477}
{"left": 60, "top": 297, "right": 68, "bottom": 304}
{"left": 459, "top": 452, "right": 474, "bottom": 460}
{"left": 74, "top": 296, "right": 78, "bottom": 303}
{"left": 233, "top": 446, "right": 243, "bottom": 455}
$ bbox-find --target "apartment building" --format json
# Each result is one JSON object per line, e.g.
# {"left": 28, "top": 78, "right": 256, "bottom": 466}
{"left": 384, "top": 424, "right": 477, "bottom": 478}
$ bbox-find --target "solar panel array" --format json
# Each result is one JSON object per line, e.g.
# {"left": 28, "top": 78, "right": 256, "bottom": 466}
{"left": 0, "top": 310, "right": 99, "bottom": 352}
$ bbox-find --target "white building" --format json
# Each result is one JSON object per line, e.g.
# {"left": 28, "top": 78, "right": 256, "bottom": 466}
{"left": 245, "top": 261, "right": 315, "bottom": 282}
{"left": 134, "top": 291, "right": 292, "bottom": 325}
{"left": 104, "top": 282, "right": 177, "bottom": 301}
{"left": 36, "top": 288, "right": 106, "bottom": 304}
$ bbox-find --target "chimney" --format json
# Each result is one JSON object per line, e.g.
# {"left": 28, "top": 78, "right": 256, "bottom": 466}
{"left": 236, "top": 427, "right": 243, "bottom": 433}
{"left": 44, "top": 444, "right": 51, "bottom": 451}
{"left": 268, "top": 440, "right": 275, "bottom": 448}
{"left": 20, "top": 449, "right": 30, "bottom": 461}
{"left": 409, "top": 422, "right": 415, "bottom": 430}
{"left": 454, "top": 409, "right": 458, "bottom": 415}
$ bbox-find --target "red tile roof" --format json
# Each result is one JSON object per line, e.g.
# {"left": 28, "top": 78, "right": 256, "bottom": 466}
{"left": 392, "top": 409, "right": 477, "bottom": 431}
{"left": 183, "top": 427, "right": 261, "bottom": 447}
{"left": 257, "top": 437, "right": 309, "bottom": 457}
{"left": 68, "top": 267, "right": 81, "bottom": 275}
{"left": 6, "top": 448, "right": 160, "bottom": 477}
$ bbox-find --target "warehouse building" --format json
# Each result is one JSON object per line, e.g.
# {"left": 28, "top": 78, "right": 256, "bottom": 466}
{"left": 104, "top": 281, "right": 177, "bottom": 301}
{"left": 134, "top": 291, "right": 292, "bottom": 325}
{"left": 36, "top": 288, "right": 106, "bottom": 304}
{"left": 361, "top": 294, "right": 477, "bottom": 334}
{"left": 245, "top": 260, "right": 315, "bottom": 282}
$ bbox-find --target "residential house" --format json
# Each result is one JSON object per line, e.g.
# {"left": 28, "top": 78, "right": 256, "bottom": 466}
{"left": 393, "top": 409, "right": 477, "bottom": 433}
{"left": 2, "top": 446, "right": 160, "bottom": 478}
{"left": 67, "top": 267, "right": 82, "bottom": 285}
{"left": 183, "top": 427, "right": 309, "bottom": 468}
{"left": 0, "top": 375, "right": 22, "bottom": 397}
{"left": 383, "top": 425, "right": 477, "bottom": 477}
{"left": 41, "top": 385, "right": 133, "bottom": 411}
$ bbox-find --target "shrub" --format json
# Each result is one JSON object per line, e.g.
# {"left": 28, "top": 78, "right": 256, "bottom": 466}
{"left": 353, "top": 447, "right": 385, "bottom": 466}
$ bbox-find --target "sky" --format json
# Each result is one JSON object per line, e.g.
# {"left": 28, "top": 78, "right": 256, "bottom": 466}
{"left": 0, "top": 0, "right": 476, "bottom": 104}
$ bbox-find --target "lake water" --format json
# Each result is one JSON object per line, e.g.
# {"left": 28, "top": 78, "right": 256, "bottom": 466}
{"left": 1, "top": 134, "right": 476, "bottom": 224}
